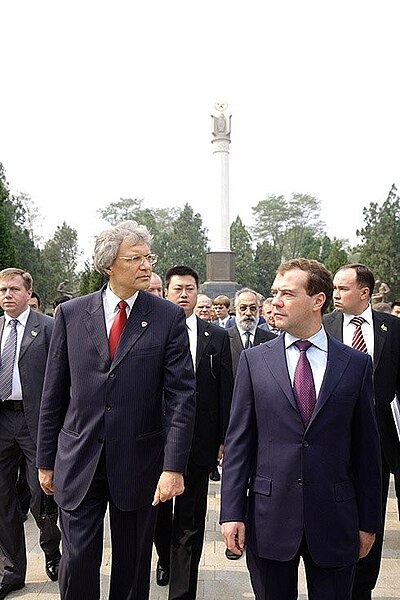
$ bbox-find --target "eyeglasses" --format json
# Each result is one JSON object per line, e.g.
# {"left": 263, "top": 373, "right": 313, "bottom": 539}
{"left": 237, "top": 304, "right": 258, "bottom": 313}
{"left": 118, "top": 254, "right": 158, "bottom": 266}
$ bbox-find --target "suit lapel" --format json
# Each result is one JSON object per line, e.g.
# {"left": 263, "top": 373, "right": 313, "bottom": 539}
{"left": 326, "top": 312, "right": 344, "bottom": 342}
{"left": 372, "top": 311, "right": 388, "bottom": 372}
{"left": 229, "top": 326, "right": 244, "bottom": 356}
{"left": 196, "top": 318, "right": 212, "bottom": 369}
{"left": 111, "top": 291, "right": 152, "bottom": 367}
{"left": 83, "top": 290, "right": 110, "bottom": 362}
{"left": 260, "top": 336, "right": 297, "bottom": 411}
{"left": 19, "top": 309, "right": 40, "bottom": 360}
{"left": 310, "top": 335, "right": 351, "bottom": 424}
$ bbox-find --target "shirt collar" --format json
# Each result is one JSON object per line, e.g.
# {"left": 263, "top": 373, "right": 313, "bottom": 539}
{"left": 4, "top": 306, "right": 30, "bottom": 327}
{"left": 186, "top": 312, "right": 197, "bottom": 331}
{"left": 342, "top": 305, "right": 372, "bottom": 327}
{"left": 285, "top": 325, "right": 328, "bottom": 353}
{"left": 105, "top": 284, "right": 138, "bottom": 312}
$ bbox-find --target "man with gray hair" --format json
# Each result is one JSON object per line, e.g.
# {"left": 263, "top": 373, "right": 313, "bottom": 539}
{"left": 226, "top": 288, "right": 276, "bottom": 378}
{"left": 37, "top": 220, "right": 196, "bottom": 600}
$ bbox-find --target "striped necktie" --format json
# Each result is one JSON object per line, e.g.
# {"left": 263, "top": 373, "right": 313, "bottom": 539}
{"left": 0, "top": 319, "right": 18, "bottom": 401}
{"left": 350, "top": 316, "right": 368, "bottom": 353}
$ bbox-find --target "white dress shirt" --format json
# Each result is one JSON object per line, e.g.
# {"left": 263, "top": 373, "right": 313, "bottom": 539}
{"left": 342, "top": 305, "right": 374, "bottom": 359}
{"left": 236, "top": 324, "right": 257, "bottom": 348}
{"left": 285, "top": 326, "right": 328, "bottom": 399}
{"left": 103, "top": 285, "right": 138, "bottom": 336}
{"left": 186, "top": 312, "right": 197, "bottom": 371}
{"left": 1, "top": 306, "right": 31, "bottom": 400}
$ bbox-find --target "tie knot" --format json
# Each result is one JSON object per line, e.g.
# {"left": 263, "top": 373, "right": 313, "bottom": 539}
{"left": 9, "top": 319, "right": 18, "bottom": 329}
{"left": 350, "top": 316, "right": 365, "bottom": 327}
{"left": 294, "top": 340, "right": 312, "bottom": 352}
{"left": 117, "top": 300, "right": 128, "bottom": 312}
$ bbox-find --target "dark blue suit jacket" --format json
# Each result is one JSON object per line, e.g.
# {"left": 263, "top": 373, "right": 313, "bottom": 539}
{"left": 37, "top": 289, "right": 196, "bottom": 512}
{"left": 220, "top": 333, "right": 382, "bottom": 568}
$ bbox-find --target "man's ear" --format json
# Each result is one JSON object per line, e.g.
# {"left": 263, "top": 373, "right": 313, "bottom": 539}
{"left": 164, "top": 288, "right": 168, "bottom": 298}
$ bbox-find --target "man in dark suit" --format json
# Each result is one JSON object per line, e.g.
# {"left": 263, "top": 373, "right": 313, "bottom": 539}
{"left": 37, "top": 221, "right": 196, "bottom": 600}
{"left": 0, "top": 268, "right": 61, "bottom": 599}
{"left": 220, "top": 258, "right": 382, "bottom": 600}
{"left": 154, "top": 265, "right": 233, "bottom": 600}
{"left": 227, "top": 288, "right": 276, "bottom": 377}
{"left": 324, "top": 263, "right": 400, "bottom": 600}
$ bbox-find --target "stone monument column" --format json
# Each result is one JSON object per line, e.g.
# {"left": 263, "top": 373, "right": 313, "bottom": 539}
{"left": 200, "top": 102, "right": 240, "bottom": 298}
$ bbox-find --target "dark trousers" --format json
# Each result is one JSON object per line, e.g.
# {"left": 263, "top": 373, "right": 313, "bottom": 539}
{"left": 154, "top": 459, "right": 209, "bottom": 600}
{"left": 352, "top": 455, "right": 398, "bottom": 599}
{"left": 154, "top": 499, "right": 173, "bottom": 568}
{"left": 0, "top": 408, "right": 61, "bottom": 585}
{"left": 246, "top": 536, "right": 355, "bottom": 600}
{"left": 58, "top": 449, "right": 157, "bottom": 600}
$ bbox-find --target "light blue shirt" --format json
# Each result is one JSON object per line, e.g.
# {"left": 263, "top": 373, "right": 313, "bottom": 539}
{"left": 284, "top": 326, "right": 328, "bottom": 399}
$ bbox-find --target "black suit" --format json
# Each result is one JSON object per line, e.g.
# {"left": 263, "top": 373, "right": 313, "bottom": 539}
{"left": 226, "top": 324, "right": 276, "bottom": 377}
{"left": 155, "top": 317, "right": 233, "bottom": 600}
{"left": 0, "top": 309, "right": 61, "bottom": 587}
{"left": 323, "top": 309, "right": 400, "bottom": 599}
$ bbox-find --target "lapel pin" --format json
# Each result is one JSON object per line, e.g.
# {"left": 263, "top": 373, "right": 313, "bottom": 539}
{"left": 204, "top": 331, "right": 209, "bottom": 337}
{"left": 31, "top": 330, "right": 38, "bottom": 337}
{"left": 381, "top": 324, "right": 387, "bottom": 331}
{"left": 141, "top": 321, "right": 148, "bottom": 328}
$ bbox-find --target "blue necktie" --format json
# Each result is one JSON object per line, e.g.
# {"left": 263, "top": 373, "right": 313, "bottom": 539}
{"left": 0, "top": 319, "right": 18, "bottom": 401}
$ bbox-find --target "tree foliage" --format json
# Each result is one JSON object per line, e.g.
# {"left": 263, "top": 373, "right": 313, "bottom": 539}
{"left": 357, "top": 191, "right": 400, "bottom": 298}
{"left": 0, "top": 163, "right": 16, "bottom": 269}
{"left": 230, "top": 216, "right": 258, "bottom": 288}
{"left": 252, "top": 193, "right": 324, "bottom": 262}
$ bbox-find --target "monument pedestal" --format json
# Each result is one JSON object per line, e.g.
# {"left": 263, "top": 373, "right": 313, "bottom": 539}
{"left": 200, "top": 251, "right": 241, "bottom": 299}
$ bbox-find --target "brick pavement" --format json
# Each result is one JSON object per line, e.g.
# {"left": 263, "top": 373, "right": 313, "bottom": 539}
{"left": 9, "top": 477, "right": 400, "bottom": 599}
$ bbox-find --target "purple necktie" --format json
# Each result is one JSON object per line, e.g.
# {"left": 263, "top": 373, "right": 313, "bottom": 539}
{"left": 293, "top": 340, "right": 316, "bottom": 427}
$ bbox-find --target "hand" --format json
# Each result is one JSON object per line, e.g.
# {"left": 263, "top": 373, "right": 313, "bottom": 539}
{"left": 218, "top": 444, "right": 224, "bottom": 462}
{"left": 221, "top": 521, "right": 245, "bottom": 557}
{"left": 39, "top": 468, "right": 55, "bottom": 495}
{"left": 359, "top": 530, "right": 376, "bottom": 558}
{"left": 152, "top": 471, "right": 184, "bottom": 506}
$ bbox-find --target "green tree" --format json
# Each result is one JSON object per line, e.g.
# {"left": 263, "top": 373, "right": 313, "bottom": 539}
{"left": 252, "top": 193, "right": 324, "bottom": 262}
{"left": 253, "top": 240, "right": 281, "bottom": 296}
{"left": 0, "top": 163, "right": 16, "bottom": 269}
{"left": 79, "top": 262, "right": 105, "bottom": 295}
{"left": 356, "top": 191, "right": 400, "bottom": 299}
{"left": 230, "top": 216, "right": 257, "bottom": 288}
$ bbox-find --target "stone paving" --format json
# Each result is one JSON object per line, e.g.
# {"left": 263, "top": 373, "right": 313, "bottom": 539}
{"left": 11, "top": 476, "right": 400, "bottom": 599}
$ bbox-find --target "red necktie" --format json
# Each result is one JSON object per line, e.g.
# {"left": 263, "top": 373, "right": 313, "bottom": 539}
{"left": 293, "top": 340, "right": 316, "bottom": 427}
{"left": 351, "top": 316, "right": 368, "bottom": 353}
{"left": 109, "top": 300, "right": 127, "bottom": 360}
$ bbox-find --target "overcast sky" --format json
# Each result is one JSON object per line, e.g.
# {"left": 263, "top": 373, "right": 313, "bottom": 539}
{"left": 1, "top": 1, "right": 399, "bottom": 262}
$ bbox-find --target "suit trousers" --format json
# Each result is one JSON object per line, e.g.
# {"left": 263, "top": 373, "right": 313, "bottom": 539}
{"left": 58, "top": 448, "right": 157, "bottom": 600}
{"left": 352, "top": 454, "right": 396, "bottom": 599}
{"left": 0, "top": 407, "right": 60, "bottom": 585}
{"left": 168, "top": 460, "right": 210, "bottom": 600}
{"left": 246, "top": 535, "right": 355, "bottom": 600}
{"left": 154, "top": 499, "right": 173, "bottom": 568}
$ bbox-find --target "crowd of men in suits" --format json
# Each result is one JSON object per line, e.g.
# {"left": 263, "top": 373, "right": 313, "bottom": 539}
{"left": 0, "top": 219, "right": 399, "bottom": 600}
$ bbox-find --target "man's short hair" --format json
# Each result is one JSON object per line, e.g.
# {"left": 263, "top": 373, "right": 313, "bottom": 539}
{"left": 93, "top": 220, "right": 153, "bottom": 276}
{"left": 234, "top": 288, "right": 259, "bottom": 308}
{"left": 277, "top": 258, "right": 333, "bottom": 313}
{"left": 165, "top": 265, "right": 199, "bottom": 289}
{"left": 213, "top": 295, "right": 230, "bottom": 308}
{"left": 0, "top": 268, "right": 33, "bottom": 291}
{"left": 52, "top": 295, "right": 72, "bottom": 309}
{"left": 30, "top": 291, "right": 41, "bottom": 307}
{"left": 392, "top": 301, "right": 400, "bottom": 309}
{"left": 335, "top": 263, "right": 375, "bottom": 298}
{"left": 373, "top": 302, "right": 392, "bottom": 314}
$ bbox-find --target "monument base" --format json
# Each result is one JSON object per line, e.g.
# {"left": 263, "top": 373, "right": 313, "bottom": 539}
{"left": 199, "top": 251, "right": 241, "bottom": 299}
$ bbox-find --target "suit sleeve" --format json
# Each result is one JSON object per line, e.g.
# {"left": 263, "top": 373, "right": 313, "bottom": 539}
{"left": 220, "top": 351, "right": 256, "bottom": 523}
{"left": 352, "top": 355, "right": 382, "bottom": 533}
{"left": 219, "top": 330, "right": 234, "bottom": 443}
{"left": 37, "top": 307, "right": 71, "bottom": 469}
{"left": 162, "top": 307, "right": 197, "bottom": 474}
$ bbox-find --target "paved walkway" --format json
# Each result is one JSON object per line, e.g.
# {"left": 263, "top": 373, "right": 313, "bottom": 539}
{"left": 13, "top": 477, "right": 400, "bottom": 599}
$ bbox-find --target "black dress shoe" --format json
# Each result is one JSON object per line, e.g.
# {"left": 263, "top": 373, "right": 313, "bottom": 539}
{"left": 156, "top": 561, "right": 169, "bottom": 586}
{"left": 209, "top": 468, "right": 221, "bottom": 481}
{"left": 0, "top": 582, "right": 25, "bottom": 599}
{"left": 225, "top": 547, "right": 243, "bottom": 560}
{"left": 45, "top": 553, "right": 61, "bottom": 581}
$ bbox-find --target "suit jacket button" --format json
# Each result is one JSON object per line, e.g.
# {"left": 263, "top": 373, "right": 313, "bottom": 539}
{"left": 98, "top": 438, "right": 104, "bottom": 443}
{"left": 105, "top": 405, "right": 111, "bottom": 411}
{"left": 109, "top": 373, "right": 115, "bottom": 378}
{"left": 303, "top": 441, "right": 309, "bottom": 448}
{"left": 298, "top": 478, "right": 303, "bottom": 486}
